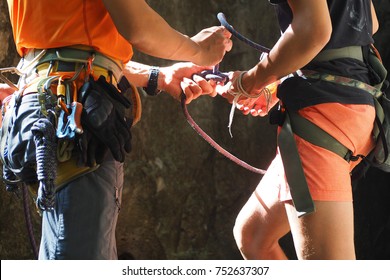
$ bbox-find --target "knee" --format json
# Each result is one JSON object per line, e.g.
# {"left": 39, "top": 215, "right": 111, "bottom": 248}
{"left": 233, "top": 214, "right": 257, "bottom": 258}
{"left": 233, "top": 212, "right": 283, "bottom": 260}
{"left": 232, "top": 218, "right": 244, "bottom": 249}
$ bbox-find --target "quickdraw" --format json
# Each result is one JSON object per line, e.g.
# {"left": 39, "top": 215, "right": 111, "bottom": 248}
{"left": 181, "top": 13, "right": 270, "bottom": 175}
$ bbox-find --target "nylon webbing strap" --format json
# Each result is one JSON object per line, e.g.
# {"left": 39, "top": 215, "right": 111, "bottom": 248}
{"left": 374, "top": 97, "right": 385, "bottom": 137}
{"left": 313, "top": 46, "right": 363, "bottom": 62}
{"left": 300, "top": 70, "right": 383, "bottom": 98}
{"left": 278, "top": 112, "right": 315, "bottom": 217}
{"left": 288, "top": 111, "right": 350, "bottom": 160}
{"left": 299, "top": 70, "right": 385, "bottom": 154}
{"left": 25, "top": 48, "right": 124, "bottom": 82}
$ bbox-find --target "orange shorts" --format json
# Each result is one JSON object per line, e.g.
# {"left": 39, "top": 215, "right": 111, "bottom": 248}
{"left": 264, "top": 103, "right": 376, "bottom": 202}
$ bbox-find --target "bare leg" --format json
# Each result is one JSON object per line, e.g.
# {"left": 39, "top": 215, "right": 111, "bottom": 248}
{"left": 285, "top": 200, "right": 355, "bottom": 260}
{"left": 234, "top": 151, "right": 355, "bottom": 260}
{"left": 233, "top": 156, "right": 291, "bottom": 260}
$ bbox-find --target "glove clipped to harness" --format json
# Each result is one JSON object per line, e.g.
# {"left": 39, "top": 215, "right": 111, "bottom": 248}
{"left": 79, "top": 75, "right": 133, "bottom": 164}
{"left": 77, "top": 129, "right": 109, "bottom": 167}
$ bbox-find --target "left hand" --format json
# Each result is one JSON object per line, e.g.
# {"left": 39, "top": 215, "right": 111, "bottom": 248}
{"left": 237, "top": 88, "right": 279, "bottom": 117}
{"left": 217, "top": 71, "right": 280, "bottom": 117}
{"left": 0, "top": 83, "right": 15, "bottom": 103}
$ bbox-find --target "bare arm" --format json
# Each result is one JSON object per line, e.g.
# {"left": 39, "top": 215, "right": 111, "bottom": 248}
{"left": 122, "top": 61, "right": 150, "bottom": 89}
{"left": 241, "top": 0, "right": 332, "bottom": 94}
{"left": 102, "top": 0, "right": 231, "bottom": 66}
{"left": 371, "top": 1, "right": 379, "bottom": 34}
{"left": 123, "top": 61, "right": 215, "bottom": 103}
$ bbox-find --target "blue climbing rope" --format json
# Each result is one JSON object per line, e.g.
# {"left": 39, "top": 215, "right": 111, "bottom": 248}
{"left": 217, "top": 12, "right": 270, "bottom": 53}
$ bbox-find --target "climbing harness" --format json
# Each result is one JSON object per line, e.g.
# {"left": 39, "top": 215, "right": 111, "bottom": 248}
{"left": 182, "top": 13, "right": 388, "bottom": 216}
{"left": 224, "top": 12, "right": 314, "bottom": 215}
{"left": 1, "top": 46, "right": 136, "bottom": 257}
{"left": 179, "top": 13, "right": 315, "bottom": 215}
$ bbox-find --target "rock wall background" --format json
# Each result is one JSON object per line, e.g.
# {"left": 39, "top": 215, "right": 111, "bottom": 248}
{"left": 0, "top": 0, "right": 389, "bottom": 260}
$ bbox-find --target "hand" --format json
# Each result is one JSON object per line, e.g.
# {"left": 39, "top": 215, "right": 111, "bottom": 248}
{"left": 236, "top": 87, "right": 279, "bottom": 117}
{"left": 0, "top": 83, "right": 15, "bottom": 103}
{"left": 191, "top": 26, "right": 232, "bottom": 66}
{"left": 217, "top": 71, "right": 280, "bottom": 117}
{"left": 216, "top": 71, "right": 240, "bottom": 103}
{"left": 160, "top": 62, "right": 218, "bottom": 104}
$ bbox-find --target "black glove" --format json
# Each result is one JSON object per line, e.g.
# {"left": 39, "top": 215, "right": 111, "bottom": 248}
{"left": 77, "top": 130, "right": 109, "bottom": 167}
{"left": 80, "top": 76, "right": 132, "bottom": 163}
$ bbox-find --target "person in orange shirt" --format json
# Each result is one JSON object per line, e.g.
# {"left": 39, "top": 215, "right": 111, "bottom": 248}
{"left": 1, "top": 0, "right": 232, "bottom": 259}
{"left": 217, "top": 0, "right": 382, "bottom": 259}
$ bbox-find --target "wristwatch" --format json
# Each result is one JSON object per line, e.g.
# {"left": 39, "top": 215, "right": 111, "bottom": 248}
{"left": 143, "top": 66, "right": 161, "bottom": 96}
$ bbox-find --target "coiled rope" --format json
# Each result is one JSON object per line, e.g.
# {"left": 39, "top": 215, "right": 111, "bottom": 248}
{"left": 32, "top": 118, "right": 57, "bottom": 211}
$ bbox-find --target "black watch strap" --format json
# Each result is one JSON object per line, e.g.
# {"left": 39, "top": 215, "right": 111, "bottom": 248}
{"left": 144, "top": 66, "right": 161, "bottom": 96}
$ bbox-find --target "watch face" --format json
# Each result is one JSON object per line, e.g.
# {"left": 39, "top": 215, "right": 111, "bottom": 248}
{"left": 145, "top": 67, "right": 160, "bottom": 96}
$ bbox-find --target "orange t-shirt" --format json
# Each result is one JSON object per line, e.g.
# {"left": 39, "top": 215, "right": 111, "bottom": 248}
{"left": 7, "top": 0, "right": 133, "bottom": 63}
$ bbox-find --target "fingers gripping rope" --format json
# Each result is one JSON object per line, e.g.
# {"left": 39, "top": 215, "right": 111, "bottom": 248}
{"left": 180, "top": 13, "right": 271, "bottom": 175}
{"left": 198, "top": 13, "right": 270, "bottom": 83}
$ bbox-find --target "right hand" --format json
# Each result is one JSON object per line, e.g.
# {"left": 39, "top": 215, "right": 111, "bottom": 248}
{"left": 159, "top": 62, "right": 218, "bottom": 103}
{"left": 191, "top": 26, "right": 233, "bottom": 66}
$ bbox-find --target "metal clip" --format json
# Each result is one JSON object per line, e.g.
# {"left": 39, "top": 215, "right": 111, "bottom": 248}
{"left": 0, "top": 67, "right": 23, "bottom": 91}
{"left": 56, "top": 102, "right": 83, "bottom": 139}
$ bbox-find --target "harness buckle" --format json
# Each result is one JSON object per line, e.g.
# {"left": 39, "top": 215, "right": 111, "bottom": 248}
{"left": 344, "top": 150, "right": 364, "bottom": 162}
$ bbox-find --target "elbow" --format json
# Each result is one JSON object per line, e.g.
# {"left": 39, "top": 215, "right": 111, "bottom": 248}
{"left": 371, "top": 2, "right": 379, "bottom": 35}
{"left": 319, "top": 24, "right": 332, "bottom": 48}
{"left": 117, "top": 25, "right": 140, "bottom": 46}
{"left": 293, "top": 14, "right": 332, "bottom": 52}
{"left": 308, "top": 20, "right": 332, "bottom": 51}
{"left": 372, "top": 19, "right": 379, "bottom": 35}
{"left": 315, "top": 16, "right": 332, "bottom": 48}
{"left": 118, "top": 26, "right": 150, "bottom": 50}
{"left": 124, "top": 34, "right": 145, "bottom": 49}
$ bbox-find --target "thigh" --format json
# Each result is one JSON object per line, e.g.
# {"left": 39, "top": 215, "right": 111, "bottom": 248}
{"left": 285, "top": 200, "right": 355, "bottom": 260}
{"left": 39, "top": 156, "right": 124, "bottom": 260}
{"left": 297, "top": 103, "right": 376, "bottom": 201}
{"left": 235, "top": 154, "right": 290, "bottom": 245}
